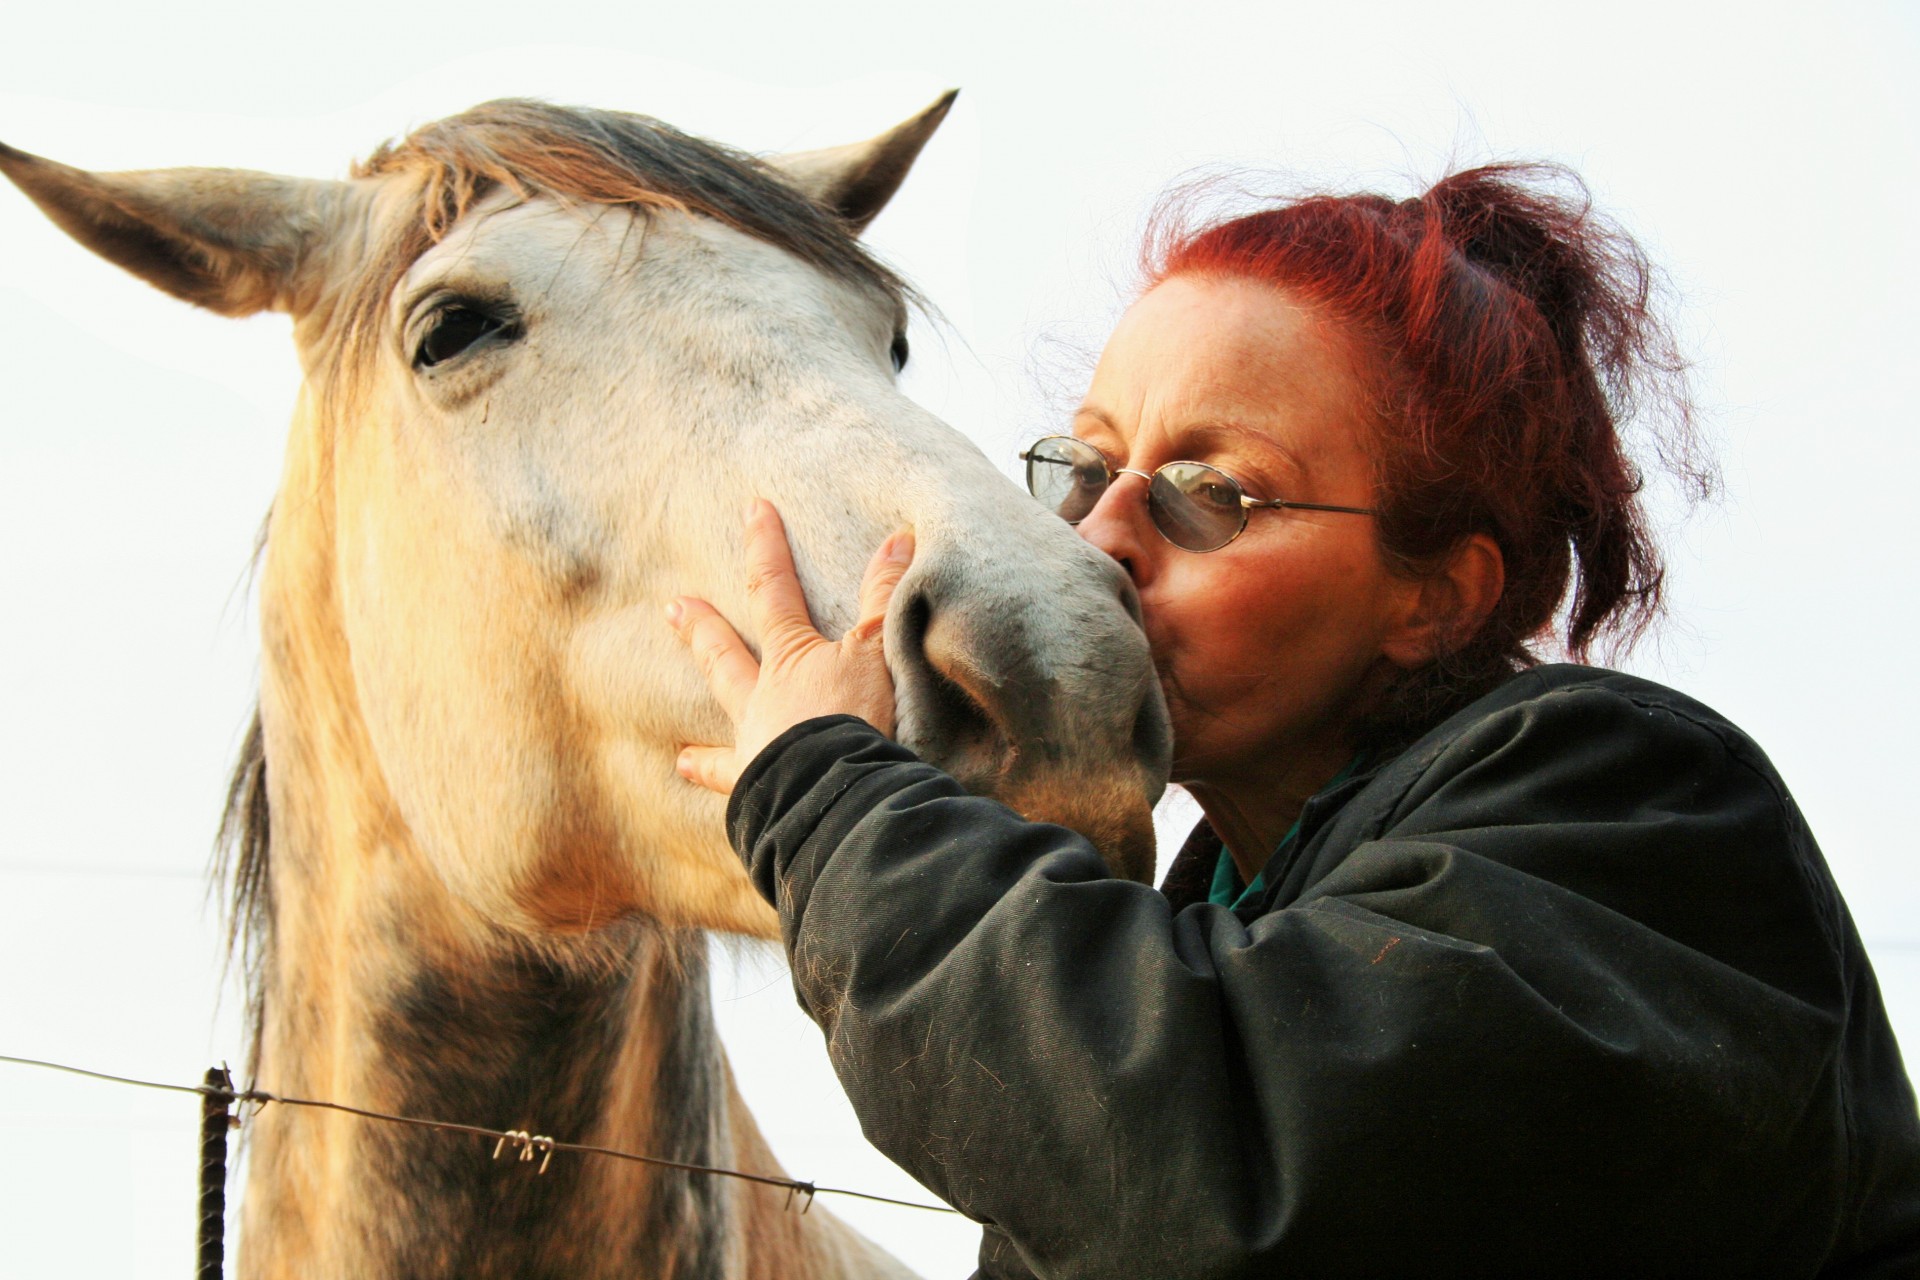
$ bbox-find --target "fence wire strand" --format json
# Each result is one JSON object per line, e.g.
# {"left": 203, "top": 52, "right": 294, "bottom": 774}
{"left": 0, "top": 1051, "right": 958, "bottom": 1215}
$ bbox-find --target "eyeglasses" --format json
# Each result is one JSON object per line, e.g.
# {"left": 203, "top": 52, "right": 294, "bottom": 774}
{"left": 1020, "top": 434, "right": 1378, "bottom": 553}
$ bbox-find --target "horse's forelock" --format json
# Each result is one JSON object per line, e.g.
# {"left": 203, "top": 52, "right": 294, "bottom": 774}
{"left": 314, "top": 100, "right": 912, "bottom": 400}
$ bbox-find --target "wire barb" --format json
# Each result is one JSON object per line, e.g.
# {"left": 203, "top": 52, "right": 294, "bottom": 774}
{"left": 489, "top": 1130, "right": 556, "bottom": 1174}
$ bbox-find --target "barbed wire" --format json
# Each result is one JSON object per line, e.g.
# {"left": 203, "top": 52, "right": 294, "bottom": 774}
{"left": 0, "top": 1051, "right": 959, "bottom": 1215}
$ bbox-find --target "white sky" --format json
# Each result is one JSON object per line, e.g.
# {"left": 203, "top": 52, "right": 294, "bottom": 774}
{"left": 0, "top": 3, "right": 1914, "bottom": 1275}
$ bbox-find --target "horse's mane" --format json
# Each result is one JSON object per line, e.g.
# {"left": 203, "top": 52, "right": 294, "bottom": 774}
{"left": 214, "top": 100, "right": 912, "bottom": 1073}
{"left": 215, "top": 709, "right": 271, "bottom": 1076}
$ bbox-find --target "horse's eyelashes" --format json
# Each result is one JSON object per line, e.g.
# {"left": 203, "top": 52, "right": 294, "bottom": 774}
{"left": 416, "top": 305, "right": 519, "bottom": 369}
{"left": 890, "top": 331, "right": 910, "bottom": 374}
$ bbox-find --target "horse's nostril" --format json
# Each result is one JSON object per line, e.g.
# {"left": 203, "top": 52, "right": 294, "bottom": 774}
{"left": 890, "top": 560, "right": 1167, "bottom": 866}
{"left": 892, "top": 589, "right": 1008, "bottom": 789}
{"left": 927, "top": 664, "right": 997, "bottom": 752}
{"left": 896, "top": 588, "right": 932, "bottom": 657}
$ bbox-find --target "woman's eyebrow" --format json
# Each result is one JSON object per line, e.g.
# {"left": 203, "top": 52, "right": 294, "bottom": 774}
{"left": 1180, "top": 420, "right": 1310, "bottom": 477}
{"left": 1069, "top": 407, "right": 1131, "bottom": 453}
{"left": 1068, "top": 411, "right": 1310, "bottom": 481}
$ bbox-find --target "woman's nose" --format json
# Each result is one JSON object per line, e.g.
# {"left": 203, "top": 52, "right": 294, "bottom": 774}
{"left": 1073, "top": 472, "right": 1155, "bottom": 586}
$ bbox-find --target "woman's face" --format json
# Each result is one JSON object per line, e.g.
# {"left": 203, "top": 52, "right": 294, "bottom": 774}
{"left": 1072, "top": 274, "right": 1419, "bottom": 792}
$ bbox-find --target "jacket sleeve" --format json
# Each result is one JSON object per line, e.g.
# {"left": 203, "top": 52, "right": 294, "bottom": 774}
{"left": 726, "top": 692, "right": 1856, "bottom": 1280}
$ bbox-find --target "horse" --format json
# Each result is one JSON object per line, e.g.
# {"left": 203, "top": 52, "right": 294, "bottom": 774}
{"left": 0, "top": 95, "right": 1169, "bottom": 1278}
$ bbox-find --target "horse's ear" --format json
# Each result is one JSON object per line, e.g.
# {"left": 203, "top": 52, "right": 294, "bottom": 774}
{"left": 0, "top": 141, "right": 352, "bottom": 317}
{"left": 767, "top": 90, "right": 958, "bottom": 233}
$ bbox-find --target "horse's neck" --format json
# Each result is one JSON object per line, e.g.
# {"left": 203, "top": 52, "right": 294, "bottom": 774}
{"left": 239, "top": 730, "right": 898, "bottom": 1278}
{"left": 243, "top": 850, "right": 732, "bottom": 1278}
{"left": 244, "top": 822, "right": 900, "bottom": 1279}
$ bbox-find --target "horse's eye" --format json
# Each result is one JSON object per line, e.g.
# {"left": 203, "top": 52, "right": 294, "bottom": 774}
{"left": 889, "top": 331, "right": 910, "bottom": 374}
{"left": 416, "top": 305, "right": 518, "bottom": 369}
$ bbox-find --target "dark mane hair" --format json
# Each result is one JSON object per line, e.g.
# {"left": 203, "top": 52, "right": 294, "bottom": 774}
{"left": 1144, "top": 163, "right": 1713, "bottom": 743}
{"left": 215, "top": 710, "right": 270, "bottom": 1074}
{"left": 216, "top": 100, "right": 911, "bottom": 1070}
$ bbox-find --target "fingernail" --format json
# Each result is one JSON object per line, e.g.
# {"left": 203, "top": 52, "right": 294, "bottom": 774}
{"left": 744, "top": 498, "right": 762, "bottom": 523}
{"left": 675, "top": 749, "right": 694, "bottom": 777}
{"left": 664, "top": 599, "right": 684, "bottom": 627}
{"left": 887, "top": 529, "right": 915, "bottom": 564}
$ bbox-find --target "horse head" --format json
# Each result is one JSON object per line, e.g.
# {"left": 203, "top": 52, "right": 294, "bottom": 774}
{"left": 0, "top": 95, "right": 1168, "bottom": 953}
{"left": 4, "top": 92, "right": 1175, "bottom": 1280}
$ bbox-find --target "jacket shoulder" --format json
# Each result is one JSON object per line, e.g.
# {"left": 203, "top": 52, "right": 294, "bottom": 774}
{"left": 1391, "top": 663, "right": 1793, "bottom": 816}
{"left": 1436, "top": 662, "right": 1761, "bottom": 745}
{"left": 1288, "top": 664, "right": 1848, "bottom": 1003}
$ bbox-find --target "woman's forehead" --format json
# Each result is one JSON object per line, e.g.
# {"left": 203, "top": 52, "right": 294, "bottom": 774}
{"left": 1084, "top": 275, "right": 1370, "bottom": 465}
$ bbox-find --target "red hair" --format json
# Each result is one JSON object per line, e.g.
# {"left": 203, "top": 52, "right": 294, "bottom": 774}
{"left": 1144, "top": 164, "right": 1707, "bottom": 717}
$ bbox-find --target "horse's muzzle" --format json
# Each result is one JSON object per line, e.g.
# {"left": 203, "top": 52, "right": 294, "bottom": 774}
{"left": 884, "top": 550, "right": 1171, "bottom": 882}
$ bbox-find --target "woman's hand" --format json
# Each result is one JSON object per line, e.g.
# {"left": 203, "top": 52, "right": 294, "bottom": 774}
{"left": 668, "top": 499, "right": 915, "bottom": 795}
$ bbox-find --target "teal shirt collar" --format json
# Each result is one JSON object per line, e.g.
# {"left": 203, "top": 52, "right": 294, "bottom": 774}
{"left": 1207, "top": 753, "right": 1367, "bottom": 911}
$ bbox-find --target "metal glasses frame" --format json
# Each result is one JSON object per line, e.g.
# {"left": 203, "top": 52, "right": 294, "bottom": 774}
{"left": 1019, "top": 434, "right": 1377, "bottom": 552}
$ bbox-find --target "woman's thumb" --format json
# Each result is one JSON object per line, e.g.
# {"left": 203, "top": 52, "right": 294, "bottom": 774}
{"left": 676, "top": 744, "right": 741, "bottom": 796}
{"left": 852, "top": 528, "right": 915, "bottom": 640}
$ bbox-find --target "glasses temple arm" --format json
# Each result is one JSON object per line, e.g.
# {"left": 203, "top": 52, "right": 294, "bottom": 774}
{"left": 1243, "top": 497, "right": 1379, "bottom": 517}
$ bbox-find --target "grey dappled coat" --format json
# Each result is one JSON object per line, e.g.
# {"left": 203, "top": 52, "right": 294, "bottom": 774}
{"left": 727, "top": 666, "right": 1920, "bottom": 1278}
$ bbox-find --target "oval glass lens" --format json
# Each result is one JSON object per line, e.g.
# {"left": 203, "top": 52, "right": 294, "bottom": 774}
{"left": 1026, "top": 437, "right": 1108, "bottom": 522}
{"left": 1150, "top": 462, "right": 1246, "bottom": 551}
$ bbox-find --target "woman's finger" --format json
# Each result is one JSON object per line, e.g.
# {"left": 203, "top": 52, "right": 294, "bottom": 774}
{"left": 676, "top": 744, "right": 741, "bottom": 796}
{"left": 852, "top": 528, "right": 916, "bottom": 641}
{"left": 667, "top": 596, "right": 760, "bottom": 723}
{"left": 741, "top": 499, "right": 821, "bottom": 656}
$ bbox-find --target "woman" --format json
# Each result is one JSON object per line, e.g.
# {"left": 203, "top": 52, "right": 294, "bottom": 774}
{"left": 665, "top": 164, "right": 1920, "bottom": 1277}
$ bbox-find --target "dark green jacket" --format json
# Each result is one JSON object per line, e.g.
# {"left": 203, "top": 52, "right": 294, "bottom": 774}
{"left": 727, "top": 666, "right": 1920, "bottom": 1277}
